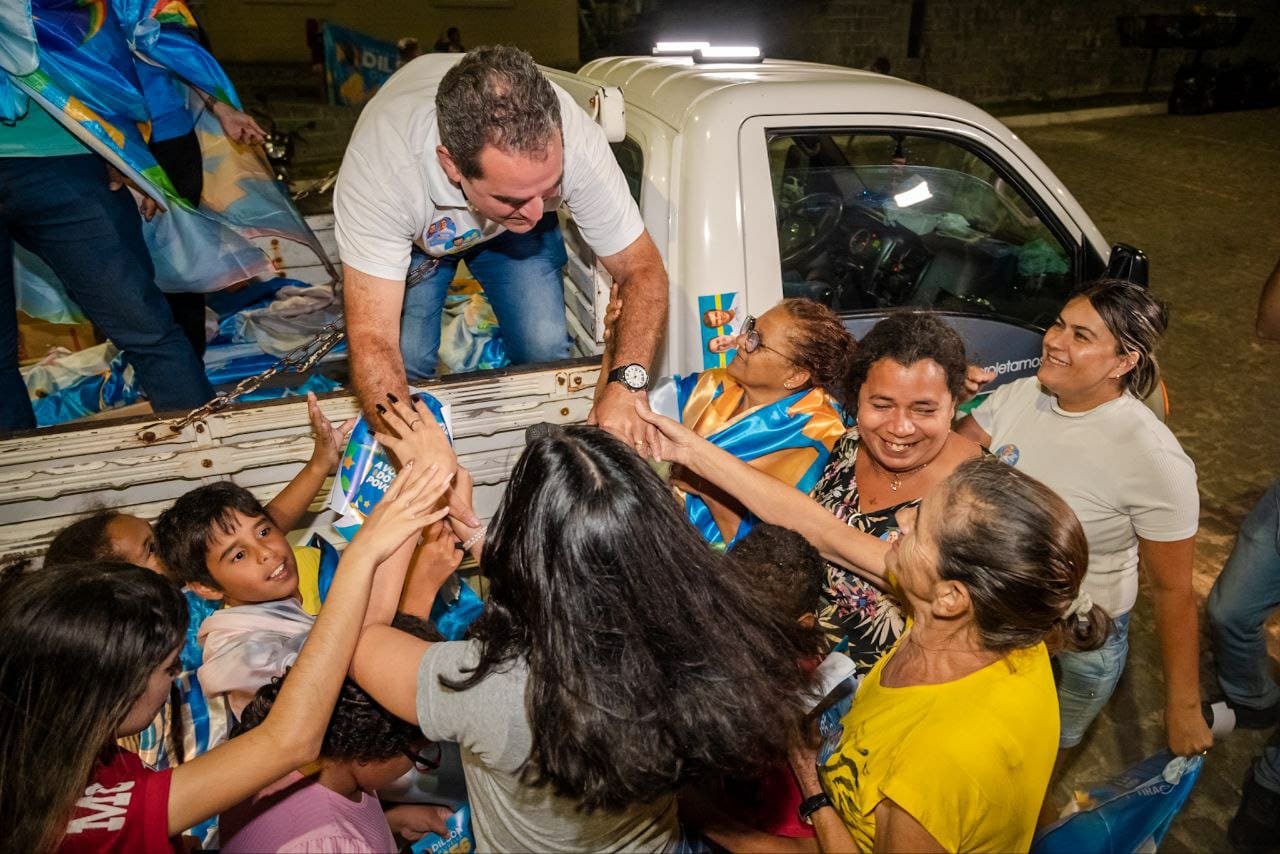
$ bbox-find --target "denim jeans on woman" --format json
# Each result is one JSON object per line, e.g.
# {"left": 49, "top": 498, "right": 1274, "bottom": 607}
{"left": 0, "top": 154, "right": 213, "bottom": 432}
{"left": 1054, "top": 612, "right": 1131, "bottom": 748}
{"left": 1209, "top": 480, "right": 1280, "bottom": 794}
{"left": 399, "top": 212, "right": 571, "bottom": 379}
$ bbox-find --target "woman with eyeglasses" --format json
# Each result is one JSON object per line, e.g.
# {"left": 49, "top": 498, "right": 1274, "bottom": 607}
{"left": 221, "top": 615, "right": 454, "bottom": 851}
{"left": 612, "top": 296, "right": 855, "bottom": 546}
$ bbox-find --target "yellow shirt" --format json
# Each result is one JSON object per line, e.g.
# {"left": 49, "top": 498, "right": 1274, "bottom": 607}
{"left": 292, "top": 545, "right": 324, "bottom": 616}
{"left": 820, "top": 639, "right": 1058, "bottom": 853}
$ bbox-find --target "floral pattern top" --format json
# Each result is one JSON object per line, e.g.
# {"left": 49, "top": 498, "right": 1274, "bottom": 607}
{"left": 810, "top": 430, "right": 915, "bottom": 676}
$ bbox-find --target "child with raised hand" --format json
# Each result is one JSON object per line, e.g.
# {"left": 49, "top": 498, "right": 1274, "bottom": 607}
{"left": 220, "top": 614, "right": 454, "bottom": 852}
{"left": 43, "top": 392, "right": 356, "bottom": 770}
{"left": 0, "top": 455, "right": 453, "bottom": 853}
{"left": 157, "top": 393, "right": 457, "bottom": 717}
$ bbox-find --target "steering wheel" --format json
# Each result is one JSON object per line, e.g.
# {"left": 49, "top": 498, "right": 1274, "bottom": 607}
{"left": 863, "top": 232, "right": 923, "bottom": 306}
{"left": 778, "top": 193, "right": 844, "bottom": 266}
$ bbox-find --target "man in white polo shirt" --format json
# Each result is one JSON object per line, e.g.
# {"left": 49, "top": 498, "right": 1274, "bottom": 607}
{"left": 334, "top": 45, "right": 667, "bottom": 444}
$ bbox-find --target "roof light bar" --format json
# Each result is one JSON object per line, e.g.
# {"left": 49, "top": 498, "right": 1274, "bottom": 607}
{"left": 652, "top": 41, "right": 710, "bottom": 56}
{"left": 693, "top": 45, "right": 763, "bottom": 64}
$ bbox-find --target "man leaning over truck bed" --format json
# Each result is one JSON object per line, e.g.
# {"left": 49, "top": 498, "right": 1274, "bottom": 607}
{"left": 334, "top": 45, "right": 667, "bottom": 445}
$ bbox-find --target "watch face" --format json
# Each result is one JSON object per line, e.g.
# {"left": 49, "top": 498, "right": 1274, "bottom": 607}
{"left": 622, "top": 364, "right": 648, "bottom": 388}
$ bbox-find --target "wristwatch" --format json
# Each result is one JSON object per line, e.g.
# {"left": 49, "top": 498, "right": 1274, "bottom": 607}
{"left": 607, "top": 363, "right": 649, "bottom": 391}
{"left": 799, "top": 792, "right": 833, "bottom": 825}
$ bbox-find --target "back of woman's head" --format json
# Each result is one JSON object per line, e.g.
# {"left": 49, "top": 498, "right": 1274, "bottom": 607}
{"left": 463, "top": 425, "right": 817, "bottom": 811}
{"left": 0, "top": 561, "right": 187, "bottom": 852}
{"left": 1075, "top": 278, "right": 1168, "bottom": 399}
{"left": 847, "top": 311, "right": 968, "bottom": 403}
{"left": 45, "top": 511, "right": 121, "bottom": 566}
{"left": 776, "top": 298, "right": 858, "bottom": 409}
{"left": 934, "top": 457, "right": 1110, "bottom": 654}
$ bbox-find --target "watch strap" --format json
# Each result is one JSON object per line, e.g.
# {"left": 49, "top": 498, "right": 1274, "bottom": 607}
{"left": 798, "top": 792, "right": 833, "bottom": 824}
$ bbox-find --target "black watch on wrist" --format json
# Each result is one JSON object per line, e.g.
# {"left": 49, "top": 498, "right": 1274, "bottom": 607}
{"left": 607, "top": 363, "right": 649, "bottom": 391}
{"left": 798, "top": 792, "right": 832, "bottom": 825}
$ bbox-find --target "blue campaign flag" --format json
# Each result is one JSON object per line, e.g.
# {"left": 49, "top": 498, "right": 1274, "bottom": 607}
{"left": 1033, "top": 750, "right": 1204, "bottom": 854}
{"left": 322, "top": 23, "right": 397, "bottom": 107}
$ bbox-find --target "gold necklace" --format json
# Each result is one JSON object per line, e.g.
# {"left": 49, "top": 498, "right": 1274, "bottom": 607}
{"left": 863, "top": 434, "right": 948, "bottom": 491}
{"left": 866, "top": 451, "right": 931, "bottom": 492}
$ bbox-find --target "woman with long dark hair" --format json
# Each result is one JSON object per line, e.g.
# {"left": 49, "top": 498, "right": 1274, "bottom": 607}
{"left": 351, "top": 402, "right": 819, "bottom": 851}
{"left": 0, "top": 458, "right": 450, "bottom": 852}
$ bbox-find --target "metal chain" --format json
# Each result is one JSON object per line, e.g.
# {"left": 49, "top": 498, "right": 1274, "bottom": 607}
{"left": 290, "top": 170, "right": 339, "bottom": 202}
{"left": 137, "top": 320, "right": 347, "bottom": 441}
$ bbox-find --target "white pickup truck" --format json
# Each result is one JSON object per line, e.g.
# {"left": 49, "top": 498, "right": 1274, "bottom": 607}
{"left": 0, "top": 53, "right": 1146, "bottom": 558}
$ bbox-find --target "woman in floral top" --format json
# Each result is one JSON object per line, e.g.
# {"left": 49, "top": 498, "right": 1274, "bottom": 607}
{"left": 809, "top": 312, "right": 985, "bottom": 674}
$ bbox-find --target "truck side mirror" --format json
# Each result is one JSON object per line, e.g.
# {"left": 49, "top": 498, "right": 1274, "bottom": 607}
{"left": 1105, "top": 243, "right": 1149, "bottom": 287}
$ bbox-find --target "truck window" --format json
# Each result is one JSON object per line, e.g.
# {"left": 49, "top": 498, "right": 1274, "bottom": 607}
{"left": 610, "top": 138, "right": 644, "bottom": 205}
{"left": 767, "top": 131, "right": 1074, "bottom": 328}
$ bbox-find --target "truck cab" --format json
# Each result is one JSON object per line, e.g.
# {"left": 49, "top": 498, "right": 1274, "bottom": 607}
{"left": 562, "top": 54, "right": 1118, "bottom": 387}
{"left": 1, "top": 54, "right": 1141, "bottom": 559}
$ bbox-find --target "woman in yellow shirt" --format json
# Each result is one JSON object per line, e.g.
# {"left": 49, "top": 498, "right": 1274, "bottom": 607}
{"left": 635, "top": 401, "right": 1108, "bottom": 851}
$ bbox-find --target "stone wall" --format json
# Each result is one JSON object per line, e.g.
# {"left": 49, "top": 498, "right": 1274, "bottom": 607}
{"left": 650, "top": 0, "right": 1280, "bottom": 104}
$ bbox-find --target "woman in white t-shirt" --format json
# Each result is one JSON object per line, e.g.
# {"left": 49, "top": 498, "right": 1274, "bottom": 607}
{"left": 957, "top": 280, "right": 1212, "bottom": 768}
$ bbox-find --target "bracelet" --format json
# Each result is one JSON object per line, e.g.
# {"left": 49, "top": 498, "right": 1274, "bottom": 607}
{"left": 461, "top": 525, "right": 486, "bottom": 551}
{"left": 798, "top": 792, "right": 833, "bottom": 825}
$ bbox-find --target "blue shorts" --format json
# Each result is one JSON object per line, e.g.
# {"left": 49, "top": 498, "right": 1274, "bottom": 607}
{"left": 1054, "top": 612, "right": 1131, "bottom": 748}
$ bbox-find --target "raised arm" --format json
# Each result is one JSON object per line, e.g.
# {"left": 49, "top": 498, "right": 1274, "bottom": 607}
{"left": 266, "top": 392, "right": 356, "bottom": 531}
{"left": 636, "top": 401, "right": 891, "bottom": 584}
{"left": 589, "top": 231, "right": 668, "bottom": 444}
{"left": 165, "top": 461, "right": 450, "bottom": 836}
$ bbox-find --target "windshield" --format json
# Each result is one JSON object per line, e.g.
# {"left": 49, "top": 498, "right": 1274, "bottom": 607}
{"left": 769, "top": 132, "right": 1074, "bottom": 328}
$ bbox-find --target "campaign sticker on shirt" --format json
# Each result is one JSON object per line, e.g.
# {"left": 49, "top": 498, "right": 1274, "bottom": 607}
{"left": 445, "top": 228, "right": 482, "bottom": 253}
{"left": 425, "top": 216, "right": 457, "bottom": 251}
{"left": 995, "top": 443, "right": 1020, "bottom": 466}
{"left": 327, "top": 390, "right": 454, "bottom": 541}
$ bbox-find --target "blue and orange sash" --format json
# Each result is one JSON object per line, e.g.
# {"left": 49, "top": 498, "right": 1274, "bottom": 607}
{"left": 675, "top": 368, "right": 848, "bottom": 546}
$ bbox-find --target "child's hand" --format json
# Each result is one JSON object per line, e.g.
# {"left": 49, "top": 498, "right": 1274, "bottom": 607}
{"left": 402, "top": 520, "right": 465, "bottom": 614}
{"left": 447, "top": 463, "right": 482, "bottom": 533}
{"left": 602, "top": 283, "right": 622, "bottom": 342}
{"left": 350, "top": 460, "right": 451, "bottom": 564}
{"left": 383, "top": 803, "right": 453, "bottom": 841}
{"left": 373, "top": 393, "right": 457, "bottom": 478}
{"left": 306, "top": 391, "right": 357, "bottom": 474}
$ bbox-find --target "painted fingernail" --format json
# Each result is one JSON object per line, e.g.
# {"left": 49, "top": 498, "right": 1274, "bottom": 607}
{"left": 387, "top": 392, "right": 399, "bottom": 403}
{"left": 375, "top": 403, "right": 387, "bottom": 414}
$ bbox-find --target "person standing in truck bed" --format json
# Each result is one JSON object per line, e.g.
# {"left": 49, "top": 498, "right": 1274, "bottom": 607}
{"left": 334, "top": 45, "right": 668, "bottom": 448}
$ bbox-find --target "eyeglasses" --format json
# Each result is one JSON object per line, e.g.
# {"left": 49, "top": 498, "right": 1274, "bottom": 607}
{"left": 404, "top": 743, "right": 442, "bottom": 773}
{"left": 741, "top": 315, "right": 796, "bottom": 363}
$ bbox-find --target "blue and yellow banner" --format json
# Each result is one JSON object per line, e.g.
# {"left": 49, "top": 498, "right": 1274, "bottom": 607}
{"left": 675, "top": 368, "right": 847, "bottom": 546}
{"left": 1, "top": 0, "right": 335, "bottom": 303}
{"left": 322, "top": 22, "right": 396, "bottom": 107}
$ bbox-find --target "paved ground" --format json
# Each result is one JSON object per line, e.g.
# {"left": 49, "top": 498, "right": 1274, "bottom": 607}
{"left": 1016, "top": 109, "right": 1280, "bottom": 850}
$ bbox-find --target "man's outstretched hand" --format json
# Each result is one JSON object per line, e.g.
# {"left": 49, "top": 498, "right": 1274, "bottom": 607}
{"left": 588, "top": 381, "right": 657, "bottom": 450}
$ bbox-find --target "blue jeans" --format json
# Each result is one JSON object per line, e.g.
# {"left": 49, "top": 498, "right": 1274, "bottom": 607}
{"left": 0, "top": 155, "right": 213, "bottom": 432}
{"left": 1209, "top": 480, "right": 1280, "bottom": 793}
{"left": 399, "top": 212, "right": 571, "bottom": 379}
{"left": 1055, "top": 612, "right": 1131, "bottom": 748}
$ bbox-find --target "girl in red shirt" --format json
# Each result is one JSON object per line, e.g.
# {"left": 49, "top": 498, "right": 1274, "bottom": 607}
{"left": 0, "top": 414, "right": 455, "bottom": 853}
